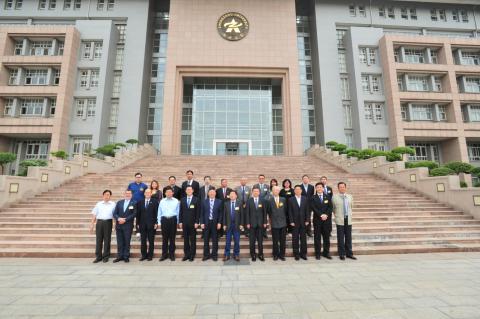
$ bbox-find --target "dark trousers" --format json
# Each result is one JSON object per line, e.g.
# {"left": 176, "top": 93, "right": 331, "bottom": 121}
{"left": 161, "top": 216, "right": 177, "bottom": 258}
{"left": 271, "top": 227, "right": 286, "bottom": 258}
{"left": 183, "top": 223, "right": 197, "bottom": 259}
{"left": 95, "top": 219, "right": 112, "bottom": 260}
{"left": 292, "top": 226, "right": 307, "bottom": 257}
{"left": 249, "top": 226, "right": 264, "bottom": 257}
{"left": 203, "top": 220, "right": 219, "bottom": 258}
{"left": 336, "top": 218, "right": 353, "bottom": 257}
{"left": 116, "top": 224, "right": 133, "bottom": 259}
{"left": 313, "top": 218, "right": 331, "bottom": 257}
{"left": 140, "top": 225, "right": 156, "bottom": 258}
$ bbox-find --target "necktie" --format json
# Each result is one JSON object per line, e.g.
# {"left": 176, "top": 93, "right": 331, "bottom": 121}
{"left": 145, "top": 200, "right": 149, "bottom": 208}
{"left": 242, "top": 186, "right": 246, "bottom": 202}
{"left": 255, "top": 198, "right": 258, "bottom": 209}
{"left": 275, "top": 197, "right": 279, "bottom": 208}
{"left": 231, "top": 202, "right": 235, "bottom": 222}
{"left": 209, "top": 200, "right": 214, "bottom": 220}
{"left": 223, "top": 188, "right": 226, "bottom": 198}
{"left": 324, "top": 187, "right": 328, "bottom": 195}
{"left": 187, "top": 197, "right": 191, "bottom": 207}
{"left": 343, "top": 195, "right": 348, "bottom": 218}
{"left": 319, "top": 194, "right": 323, "bottom": 202}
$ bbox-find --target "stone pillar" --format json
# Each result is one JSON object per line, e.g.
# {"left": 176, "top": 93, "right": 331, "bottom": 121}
{"left": 41, "top": 98, "right": 48, "bottom": 117}
{"left": 21, "top": 38, "right": 28, "bottom": 56}
{"left": 426, "top": 47, "right": 432, "bottom": 64}
{"left": 400, "top": 46, "right": 406, "bottom": 63}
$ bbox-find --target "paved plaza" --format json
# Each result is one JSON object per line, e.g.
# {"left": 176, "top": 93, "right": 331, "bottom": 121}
{"left": 0, "top": 253, "right": 479, "bottom": 319}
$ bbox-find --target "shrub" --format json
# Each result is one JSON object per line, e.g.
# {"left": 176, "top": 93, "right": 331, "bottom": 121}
{"left": 386, "top": 152, "right": 402, "bottom": 162}
{"left": 391, "top": 146, "right": 415, "bottom": 156}
{"left": 0, "top": 152, "right": 16, "bottom": 175}
{"left": 460, "top": 181, "right": 468, "bottom": 188}
{"left": 430, "top": 167, "right": 455, "bottom": 177}
{"left": 444, "top": 161, "right": 475, "bottom": 174}
{"left": 345, "top": 148, "right": 360, "bottom": 158}
{"left": 357, "top": 149, "right": 375, "bottom": 160}
{"left": 471, "top": 167, "right": 480, "bottom": 177}
{"left": 325, "top": 141, "right": 338, "bottom": 149}
{"left": 405, "top": 161, "right": 439, "bottom": 171}
{"left": 50, "top": 150, "right": 68, "bottom": 160}
{"left": 332, "top": 143, "right": 348, "bottom": 153}
{"left": 18, "top": 159, "right": 48, "bottom": 176}
{"left": 126, "top": 139, "right": 138, "bottom": 145}
{"left": 473, "top": 181, "right": 480, "bottom": 187}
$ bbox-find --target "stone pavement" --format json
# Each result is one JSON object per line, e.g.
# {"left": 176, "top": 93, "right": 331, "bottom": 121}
{"left": 0, "top": 253, "right": 479, "bottom": 319}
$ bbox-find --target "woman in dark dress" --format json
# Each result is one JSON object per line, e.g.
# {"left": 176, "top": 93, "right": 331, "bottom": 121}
{"left": 150, "top": 180, "right": 162, "bottom": 201}
{"left": 280, "top": 178, "right": 294, "bottom": 234}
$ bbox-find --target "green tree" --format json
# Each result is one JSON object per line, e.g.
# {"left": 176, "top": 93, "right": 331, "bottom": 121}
{"left": 0, "top": 152, "right": 16, "bottom": 175}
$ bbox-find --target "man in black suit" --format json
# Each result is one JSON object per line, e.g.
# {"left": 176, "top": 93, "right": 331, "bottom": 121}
{"left": 199, "top": 176, "right": 213, "bottom": 203}
{"left": 245, "top": 187, "right": 267, "bottom": 261}
{"left": 136, "top": 188, "right": 159, "bottom": 261}
{"left": 181, "top": 170, "right": 200, "bottom": 198}
{"left": 163, "top": 176, "right": 182, "bottom": 200}
{"left": 113, "top": 190, "right": 137, "bottom": 263}
{"left": 223, "top": 190, "right": 244, "bottom": 261}
{"left": 216, "top": 179, "right": 232, "bottom": 238}
{"left": 310, "top": 183, "right": 333, "bottom": 260}
{"left": 179, "top": 185, "right": 200, "bottom": 261}
{"left": 301, "top": 175, "right": 314, "bottom": 237}
{"left": 288, "top": 185, "right": 309, "bottom": 260}
{"left": 266, "top": 186, "right": 287, "bottom": 261}
{"left": 200, "top": 187, "right": 223, "bottom": 261}
{"left": 320, "top": 176, "right": 334, "bottom": 201}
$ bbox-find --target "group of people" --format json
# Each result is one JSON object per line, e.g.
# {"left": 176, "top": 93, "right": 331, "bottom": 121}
{"left": 90, "top": 171, "right": 355, "bottom": 263}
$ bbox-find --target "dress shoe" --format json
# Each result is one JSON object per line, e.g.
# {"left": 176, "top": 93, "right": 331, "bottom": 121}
{"left": 159, "top": 255, "right": 168, "bottom": 261}
{"left": 295, "top": 255, "right": 300, "bottom": 261}
{"left": 102, "top": 258, "right": 109, "bottom": 263}
{"left": 113, "top": 258, "right": 123, "bottom": 263}
{"left": 223, "top": 256, "right": 230, "bottom": 262}
{"left": 339, "top": 256, "right": 345, "bottom": 260}
{"left": 182, "top": 256, "right": 189, "bottom": 261}
{"left": 300, "top": 255, "right": 308, "bottom": 260}
{"left": 170, "top": 256, "right": 175, "bottom": 261}
{"left": 234, "top": 256, "right": 240, "bottom": 262}
{"left": 263, "top": 234, "right": 268, "bottom": 239}
{"left": 93, "top": 258, "right": 102, "bottom": 263}
{"left": 124, "top": 258, "right": 130, "bottom": 263}
{"left": 315, "top": 255, "right": 321, "bottom": 260}
{"left": 323, "top": 254, "right": 332, "bottom": 260}
{"left": 202, "top": 256, "right": 210, "bottom": 261}
{"left": 212, "top": 257, "right": 218, "bottom": 261}
{"left": 273, "top": 256, "right": 278, "bottom": 261}
{"left": 147, "top": 257, "right": 152, "bottom": 261}
{"left": 251, "top": 255, "right": 256, "bottom": 262}
{"left": 139, "top": 257, "right": 147, "bottom": 261}
{"left": 279, "top": 256, "right": 286, "bottom": 261}
{"left": 347, "top": 255, "right": 357, "bottom": 260}
{"left": 258, "top": 255, "right": 265, "bottom": 261}
{"left": 189, "top": 257, "right": 194, "bottom": 262}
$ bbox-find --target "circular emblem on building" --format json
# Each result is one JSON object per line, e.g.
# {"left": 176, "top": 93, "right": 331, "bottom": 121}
{"left": 217, "top": 12, "right": 249, "bottom": 41}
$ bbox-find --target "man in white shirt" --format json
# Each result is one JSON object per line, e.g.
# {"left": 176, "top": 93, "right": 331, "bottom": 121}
{"left": 90, "top": 190, "right": 116, "bottom": 263}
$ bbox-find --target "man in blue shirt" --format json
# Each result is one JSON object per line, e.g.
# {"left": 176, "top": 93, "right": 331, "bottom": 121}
{"left": 158, "top": 186, "right": 180, "bottom": 261}
{"left": 128, "top": 172, "right": 148, "bottom": 238}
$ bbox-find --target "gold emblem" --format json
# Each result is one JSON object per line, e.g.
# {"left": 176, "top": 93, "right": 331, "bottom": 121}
{"left": 217, "top": 12, "right": 249, "bottom": 41}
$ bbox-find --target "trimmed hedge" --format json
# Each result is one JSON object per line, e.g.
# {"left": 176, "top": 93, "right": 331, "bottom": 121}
{"left": 430, "top": 167, "right": 456, "bottom": 176}
{"left": 443, "top": 161, "right": 475, "bottom": 174}
{"left": 18, "top": 159, "right": 48, "bottom": 176}
{"left": 405, "top": 161, "right": 439, "bottom": 171}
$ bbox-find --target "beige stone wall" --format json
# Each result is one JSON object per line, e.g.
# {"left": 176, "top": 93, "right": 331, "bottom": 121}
{"left": 161, "top": 0, "right": 303, "bottom": 155}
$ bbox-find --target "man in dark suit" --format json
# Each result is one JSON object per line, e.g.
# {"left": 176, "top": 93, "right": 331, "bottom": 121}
{"left": 199, "top": 176, "right": 213, "bottom": 203}
{"left": 136, "top": 188, "right": 159, "bottom": 261}
{"left": 301, "top": 175, "right": 314, "bottom": 237}
{"left": 163, "top": 176, "right": 182, "bottom": 200}
{"left": 216, "top": 179, "right": 232, "bottom": 238}
{"left": 245, "top": 187, "right": 267, "bottom": 261}
{"left": 113, "top": 190, "right": 137, "bottom": 263}
{"left": 288, "top": 185, "right": 309, "bottom": 260}
{"left": 320, "top": 176, "right": 334, "bottom": 201}
{"left": 181, "top": 170, "right": 200, "bottom": 198}
{"left": 266, "top": 186, "right": 287, "bottom": 261}
{"left": 252, "top": 174, "right": 269, "bottom": 240}
{"left": 179, "top": 185, "right": 200, "bottom": 261}
{"left": 223, "top": 190, "right": 244, "bottom": 261}
{"left": 310, "top": 183, "right": 333, "bottom": 260}
{"left": 200, "top": 187, "right": 223, "bottom": 261}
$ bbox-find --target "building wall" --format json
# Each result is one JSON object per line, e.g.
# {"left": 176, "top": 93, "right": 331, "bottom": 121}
{"left": 161, "top": 0, "right": 303, "bottom": 155}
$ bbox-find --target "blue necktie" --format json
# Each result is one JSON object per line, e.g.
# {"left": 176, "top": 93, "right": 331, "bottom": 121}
{"left": 187, "top": 197, "right": 191, "bottom": 207}
{"left": 231, "top": 202, "right": 235, "bottom": 223}
{"left": 209, "top": 200, "right": 214, "bottom": 220}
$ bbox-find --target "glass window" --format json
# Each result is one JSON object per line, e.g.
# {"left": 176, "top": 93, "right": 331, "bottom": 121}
{"left": 24, "top": 69, "right": 48, "bottom": 85}
{"left": 30, "top": 41, "right": 52, "bottom": 56}
{"left": 411, "top": 104, "right": 434, "bottom": 121}
{"left": 468, "top": 143, "right": 480, "bottom": 161}
{"left": 407, "top": 75, "right": 429, "bottom": 91}
{"left": 348, "top": 4, "right": 356, "bottom": 17}
{"left": 465, "top": 77, "right": 480, "bottom": 93}
{"left": 343, "top": 102, "right": 352, "bottom": 128}
{"left": 8, "top": 68, "right": 18, "bottom": 85}
{"left": 404, "top": 49, "right": 425, "bottom": 63}
{"left": 20, "top": 98, "right": 44, "bottom": 116}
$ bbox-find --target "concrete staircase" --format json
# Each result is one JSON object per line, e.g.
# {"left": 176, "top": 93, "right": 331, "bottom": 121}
{"left": 1, "top": 155, "right": 479, "bottom": 258}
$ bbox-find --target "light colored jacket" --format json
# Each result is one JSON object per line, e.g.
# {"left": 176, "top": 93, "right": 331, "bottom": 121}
{"left": 332, "top": 193, "right": 353, "bottom": 226}
{"left": 235, "top": 185, "right": 251, "bottom": 206}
